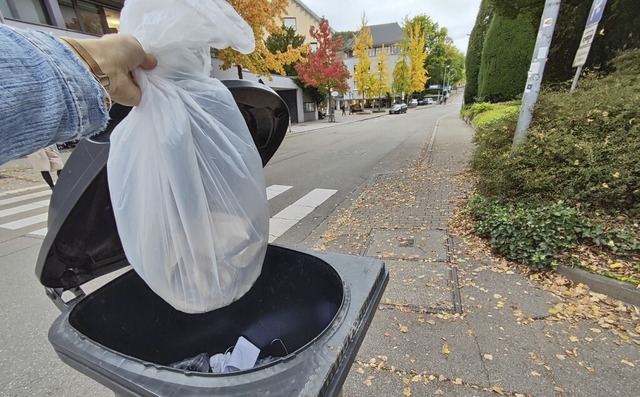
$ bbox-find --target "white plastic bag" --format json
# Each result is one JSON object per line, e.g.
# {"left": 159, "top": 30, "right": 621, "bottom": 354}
{"left": 107, "top": 0, "right": 268, "bottom": 313}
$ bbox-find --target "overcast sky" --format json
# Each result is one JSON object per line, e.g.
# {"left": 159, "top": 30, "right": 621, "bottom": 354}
{"left": 302, "top": 0, "right": 483, "bottom": 54}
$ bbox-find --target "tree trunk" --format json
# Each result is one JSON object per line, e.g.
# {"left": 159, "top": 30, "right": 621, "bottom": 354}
{"left": 237, "top": 65, "right": 243, "bottom": 79}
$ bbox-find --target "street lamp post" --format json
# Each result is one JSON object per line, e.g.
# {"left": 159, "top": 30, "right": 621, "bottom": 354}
{"left": 377, "top": 62, "right": 383, "bottom": 111}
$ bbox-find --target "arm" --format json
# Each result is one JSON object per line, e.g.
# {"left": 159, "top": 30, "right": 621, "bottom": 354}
{"left": 0, "top": 25, "right": 156, "bottom": 165}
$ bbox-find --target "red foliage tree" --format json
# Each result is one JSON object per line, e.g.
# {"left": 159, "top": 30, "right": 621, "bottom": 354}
{"left": 295, "top": 18, "right": 350, "bottom": 95}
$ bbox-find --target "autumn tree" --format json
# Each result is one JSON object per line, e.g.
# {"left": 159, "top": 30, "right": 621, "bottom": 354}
{"left": 371, "top": 45, "right": 390, "bottom": 109}
{"left": 407, "top": 22, "right": 428, "bottom": 94}
{"left": 392, "top": 37, "right": 411, "bottom": 102}
{"left": 217, "top": 0, "right": 306, "bottom": 79}
{"left": 265, "top": 25, "right": 308, "bottom": 76}
{"left": 295, "top": 18, "right": 350, "bottom": 117}
{"left": 352, "top": 15, "right": 375, "bottom": 101}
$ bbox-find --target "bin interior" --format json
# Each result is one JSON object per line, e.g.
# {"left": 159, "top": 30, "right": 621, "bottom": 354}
{"left": 69, "top": 244, "right": 344, "bottom": 368}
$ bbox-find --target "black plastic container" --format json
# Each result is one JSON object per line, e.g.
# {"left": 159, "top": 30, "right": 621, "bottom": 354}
{"left": 36, "top": 80, "right": 388, "bottom": 396}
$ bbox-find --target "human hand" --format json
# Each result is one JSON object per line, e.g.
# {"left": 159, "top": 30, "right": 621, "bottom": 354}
{"left": 60, "top": 34, "right": 157, "bottom": 106}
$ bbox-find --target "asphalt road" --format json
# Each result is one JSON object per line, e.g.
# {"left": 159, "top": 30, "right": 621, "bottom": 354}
{"left": 0, "top": 103, "right": 456, "bottom": 396}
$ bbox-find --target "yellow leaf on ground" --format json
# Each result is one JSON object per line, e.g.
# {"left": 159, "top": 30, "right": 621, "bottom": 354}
{"left": 402, "top": 378, "right": 410, "bottom": 385}
{"left": 569, "top": 336, "right": 579, "bottom": 342}
{"left": 403, "top": 386, "right": 412, "bottom": 396}
{"left": 442, "top": 344, "right": 450, "bottom": 355}
{"left": 556, "top": 354, "right": 566, "bottom": 361}
{"left": 484, "top": 354, "right": 493, "bottom": 360}
{"left": 399, "top": 325, "right": 409, "bottom": 333}
{"left": 621, "top": 359, "right": 635, "bottom": 367}
{"left": 411, "top": 375, "right": 421, "bottom": 382}
{"left": 531, "top": 371, "right": 541, "bottom": 376}
{"left": 356, "top": 367, "right": 365, "bottom": 374}
{"left": 453, "top": 378, "right": 463, "bottom": 385}
{"left": 609, "top": 263, "right": 624, "bottom": 269}
{"left": 491, "top": 386, "right": 505, "bottom": 395}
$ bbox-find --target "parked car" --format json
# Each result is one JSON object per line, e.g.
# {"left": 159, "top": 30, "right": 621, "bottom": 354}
{"left": 389, "top": 103, "right": 407, "bottom": 114}
{"left": 417, "top": 98, "right": 427, "bottom": 106}
{"left": 408, "top": 99, "right": 418, "bottom": 107}
{"left": 350, "top": 104, "right": 363, "bottom": 113}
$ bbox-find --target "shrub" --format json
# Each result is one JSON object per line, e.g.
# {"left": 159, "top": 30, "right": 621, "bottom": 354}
{"left": 466, "top": 195, "right": 640, "bottom": 270}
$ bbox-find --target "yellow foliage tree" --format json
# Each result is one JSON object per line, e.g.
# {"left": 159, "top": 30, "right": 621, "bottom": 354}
{"left": 372, "top": 44, "right": 390, "bottom": 108}
{"left": 407, "top": 23, "right": 428, "bottom": 94}
{"left": 218, "top": 0, "right": 306, "bottom": 79}
{"left": 353, "top": 15, "right": 375, "bottom": 101}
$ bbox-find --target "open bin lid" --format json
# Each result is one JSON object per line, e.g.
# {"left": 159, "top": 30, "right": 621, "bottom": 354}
{"left": 35, "top": 80, "right": 289, "bottom": 291}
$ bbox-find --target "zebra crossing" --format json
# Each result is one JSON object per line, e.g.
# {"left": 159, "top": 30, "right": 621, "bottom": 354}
{"left": 0, "top": 184, "right": 337, "bottom": 242}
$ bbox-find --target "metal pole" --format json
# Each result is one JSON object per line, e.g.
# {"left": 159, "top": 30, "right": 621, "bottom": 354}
{"left": 513, "top": 0, "right": 563, "bottom": 147}
{"left": 570, "top": 66, "right": 582, "bottom": 92}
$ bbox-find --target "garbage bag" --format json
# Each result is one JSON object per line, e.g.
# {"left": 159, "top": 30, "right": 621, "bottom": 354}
{"left": 107, "top": 0, "right": 268, "bottom": 313}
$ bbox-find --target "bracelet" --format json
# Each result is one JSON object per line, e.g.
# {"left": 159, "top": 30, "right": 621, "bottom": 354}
{"left": 59, "top": 36, "right": 110, "bottom": 89}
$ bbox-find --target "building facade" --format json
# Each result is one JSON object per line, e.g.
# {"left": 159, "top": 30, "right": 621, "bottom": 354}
{"left": 342, "top": 22, "right": 405, "bottom": 108}
{"left": 2, "top": 0, "right": 325, "bottom": 123}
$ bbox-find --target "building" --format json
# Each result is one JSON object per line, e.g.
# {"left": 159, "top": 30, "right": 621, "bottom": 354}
{"left": 342, "top": 22, "right": 405, "bottom": 108}
{"left": 1, "top": 0, "right": 324, "bottom": 123}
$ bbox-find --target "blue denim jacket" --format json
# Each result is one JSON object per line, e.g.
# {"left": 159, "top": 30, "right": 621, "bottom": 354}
{"left": 0, "top": 23, "right": 109, "bottom": 165}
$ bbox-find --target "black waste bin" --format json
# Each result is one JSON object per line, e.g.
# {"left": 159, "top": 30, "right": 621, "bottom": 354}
{"left": 36, "top": 80, "right": 388, "bottom": 397}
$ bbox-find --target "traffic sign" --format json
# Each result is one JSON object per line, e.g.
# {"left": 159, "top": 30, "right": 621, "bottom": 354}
{"left": 587, "top": 0, "right": 607, "bottom": 26}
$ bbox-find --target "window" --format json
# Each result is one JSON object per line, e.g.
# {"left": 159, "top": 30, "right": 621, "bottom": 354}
{"left": 59, "top": 1, "right": 121, "bottom": 35}
{"left": 388, "top": 45, "right": 400, "bottom": 55}
{"left": 303, "top": 102, "right": 316, "bottom": 113}
{"left": 309, "top": 42, "right": 317, "bottom": 52}
{"left": 283, "top": 16, "right": 296, "bottom": 30}
{"left": 1, "top": 0, "right": 49, "bottom": 24}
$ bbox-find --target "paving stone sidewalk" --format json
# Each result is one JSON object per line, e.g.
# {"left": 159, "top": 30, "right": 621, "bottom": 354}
{"left": 310, "top": 115, "right": 639, "bottom": 397}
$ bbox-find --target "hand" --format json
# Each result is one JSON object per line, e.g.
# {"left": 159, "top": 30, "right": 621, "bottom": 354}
{"left": 62, "top": 34, "right": 157, "bottom": 106}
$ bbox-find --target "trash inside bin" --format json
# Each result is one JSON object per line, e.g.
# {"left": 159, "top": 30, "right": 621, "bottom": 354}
{"left": 36, "top": 80, "right": 388, "bottom": 396}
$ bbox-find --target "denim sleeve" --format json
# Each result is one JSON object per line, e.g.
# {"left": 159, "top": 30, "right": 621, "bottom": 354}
{"left": 0, "top": 24, "right": 109, "bottom": 165}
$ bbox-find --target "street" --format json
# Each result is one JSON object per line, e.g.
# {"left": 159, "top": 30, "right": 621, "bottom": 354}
{"left": 0, "top": 103, "right": 455, "bottom": 396}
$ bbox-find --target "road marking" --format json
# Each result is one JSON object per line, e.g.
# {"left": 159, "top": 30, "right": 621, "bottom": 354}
{"left": 269, "top": 188, "right": 337, "bottom": 243}
{"left": 266, "top": 185, "right": 292, "bottom": 200}
{"left": 0, "top": 190, "right": 51, "bottom": 207}
{"left": 0, "top": 185, "right": 48, "bottom": 196}
{"left": 0, "top": 213, "right": 48, "bottom": 230}
{"left": 0, "top": 200, "right": 50, "bottom": 218}
{"left": 1, "top": 185, "right": 337, "bottom": 243}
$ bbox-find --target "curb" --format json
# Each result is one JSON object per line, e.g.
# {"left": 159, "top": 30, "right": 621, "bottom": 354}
{"left": 557, "top": 265, "right": 640, "bottom": 306}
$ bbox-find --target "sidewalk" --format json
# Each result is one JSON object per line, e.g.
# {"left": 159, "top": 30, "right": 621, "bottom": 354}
{"left": 289, "top": 109, "right": 388, "bottom": 134}
{"left": 308, "top": 114, "right": 639, "bottom": 397}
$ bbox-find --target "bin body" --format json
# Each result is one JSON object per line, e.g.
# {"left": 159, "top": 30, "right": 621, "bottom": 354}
{"left": 36, "top": 80, "right": 388, "bottom": 396}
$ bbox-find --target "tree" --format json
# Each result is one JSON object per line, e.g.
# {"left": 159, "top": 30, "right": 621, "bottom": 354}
{"left": 265, "top": 25, "right": 308, "bottom": 76}
{"left": 371, "top": 44, "right": 391, "bottom": 109}
{"left": 217, "top": 0, "right": 306, "bottom": 79}
{"left": 407, "top": 22, "right": 428, "bottom": 94}
{"left": 295, "top": 18, "right": 350, "bottom": 117}
{"left": 392, "top": 35, "right": 411, "bottom": 103}
{"left": 353, "top": 15, "right": 375, "bottom": 102}
{"left": 465, "top": 0, "right": 494, "bottom": 104}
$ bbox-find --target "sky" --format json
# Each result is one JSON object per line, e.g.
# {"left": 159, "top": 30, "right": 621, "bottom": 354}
{"left": 302, "top": 0, "right": 483, "bottom": 54}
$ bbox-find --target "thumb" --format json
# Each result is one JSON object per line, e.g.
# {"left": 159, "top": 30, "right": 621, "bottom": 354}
{"left": 139, "top": 53, "right": 157, "bottom": 71}
{"left": 112, "top": 74, "right": 142, "bottom": 106}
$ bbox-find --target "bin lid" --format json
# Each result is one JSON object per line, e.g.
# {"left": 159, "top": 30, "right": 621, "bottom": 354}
{"left": 35, "top": 80, "right": 289, "bottom": 290}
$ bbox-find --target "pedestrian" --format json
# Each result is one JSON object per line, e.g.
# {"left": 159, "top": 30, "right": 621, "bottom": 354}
{"left": 0, "top": 17, "right": 157, "bottom": 165}
{"left": 341, "top": 105, "right": 346, "bottom": 116}
{"left": 26, "top": 145, "right": 64, "bottom": 189}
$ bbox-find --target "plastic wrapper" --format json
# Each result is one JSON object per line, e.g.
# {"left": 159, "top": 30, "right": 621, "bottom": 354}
{"left": 107, "top": 0, "right": 268, "bottom": 313}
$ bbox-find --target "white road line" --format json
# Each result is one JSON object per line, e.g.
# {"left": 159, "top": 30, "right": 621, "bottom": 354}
{"left": 0, "top": 213, "right": 48, "bottom": 230}
{"left": 0, "top": 190, "right": 51, "bottom": 207}
{"left": 28, "top": 228, "right": 48, "bottom": 237}
{"left": 266, "top": 185, "right": 292, "bottom": 200}
{"left": 0, "top": 185, "right": 48, "bottom": 196}
{"left": 0, "top": 200, "right": 50, "bottom": 218}
{"left": 269, "top": 188, "right": 337, "bottom": 243}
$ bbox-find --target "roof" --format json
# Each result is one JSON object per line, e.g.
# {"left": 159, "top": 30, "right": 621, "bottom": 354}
{"left": 344, "top": 22, "right": 404, "bottom": 49}
{"left": 291, "top": 0, "right": 322, "bottom": 23}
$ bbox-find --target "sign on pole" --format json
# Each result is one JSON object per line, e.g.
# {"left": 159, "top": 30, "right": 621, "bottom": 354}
{"left": 571, "top": 0, "right": 608, "bottom": 89}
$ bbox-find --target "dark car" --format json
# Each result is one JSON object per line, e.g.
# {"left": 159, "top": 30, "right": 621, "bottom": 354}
{"left": 350, "top": 104, "right": 363, "bottom": 113}
{"left": 389, "top": 103, "right": 407, "bottom": 114}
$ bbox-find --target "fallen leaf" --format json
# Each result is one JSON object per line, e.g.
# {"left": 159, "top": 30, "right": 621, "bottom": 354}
{"left": 556, "top": 354, "right": 566, "bottom": 361}
{"left": 442, "top": 344, "right": 450, "bottom": 355}
{"left": 569, "top": 336, "right": 579, "bottom": 342}
{"left": 435, "top": 389, "right": 444, "bottom": 395}
{"left": 531, "top": 371, "right": 541, "bottom": 376}
{"left": 484, "top": 354, "right": 493, "bottom": 360}
{"left": 453, "top": 378, "right": 463, "bottom": 385}
{"left": 491, "top": 386, "right": 505, "bottom": 395}
{"left": 403, "top": 378, "right": 410, "bottom": 385}
{"left": 412, "top": 375, "right": 422, "bottom": 382}
{"left": 403, "top": 387, "right": 412, "bottom": 396}
{"left": 621, "top": 359, "right": 635, "bottom": 367}
{"left": 363, "top": 376, "right": 374, "bottom": 386}
{"left": 399, "top": 325, "right": 409, "bottom": 333}
{"left": 356, "top": 367, "right": 365, "bottom": 374}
